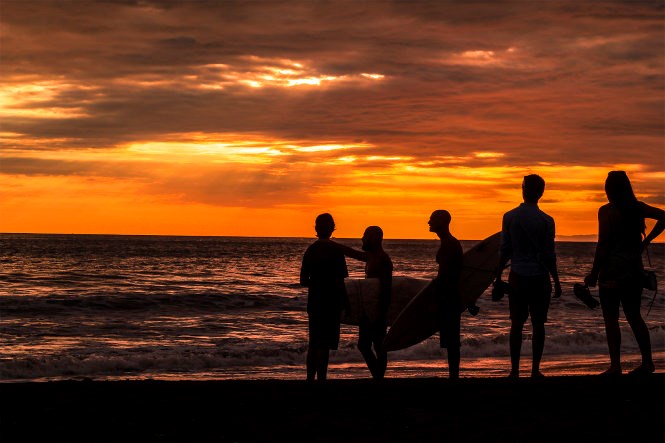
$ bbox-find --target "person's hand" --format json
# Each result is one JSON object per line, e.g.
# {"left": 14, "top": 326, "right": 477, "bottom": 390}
{"left": 491, "top": 279, "right": 506, "bottom": 302}
{"left": 641, "top": 239, "right": 651, "bottom": 253}
{"left": 553, "top": 281, "right": 562, "bottom": 298}
{"left": 584, "top": 273, "right": 598, "bottom": 288}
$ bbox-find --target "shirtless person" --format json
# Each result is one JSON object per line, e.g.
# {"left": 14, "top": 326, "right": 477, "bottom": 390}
{"left": 335, "top": 226, "right": 393, "bottom": 379}
{"left": 428, "top": 210, "right": 463, "bottom": 379}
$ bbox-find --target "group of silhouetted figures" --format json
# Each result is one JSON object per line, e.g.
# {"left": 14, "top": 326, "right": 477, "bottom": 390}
{"left": 300, "top": 171, "right": 665, "bottom": 381}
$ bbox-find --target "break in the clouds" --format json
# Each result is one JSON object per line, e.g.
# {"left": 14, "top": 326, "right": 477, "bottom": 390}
{"left": 1, "top": 0, "right": 663, "bottom": 237}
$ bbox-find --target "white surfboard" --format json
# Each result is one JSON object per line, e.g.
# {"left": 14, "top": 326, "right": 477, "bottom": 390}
{"left": 341, "top": 276, "right": 429, "bottom": 326}
{"left": 382, "top": 232, "right": 502, "bottom": 352}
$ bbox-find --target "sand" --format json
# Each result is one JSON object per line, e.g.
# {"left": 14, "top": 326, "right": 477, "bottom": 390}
{"left": 1, "top": 375, "right": 663, "bottom": 442}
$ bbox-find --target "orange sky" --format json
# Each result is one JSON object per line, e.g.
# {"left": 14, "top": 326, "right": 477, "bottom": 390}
{"left": 1, "top": 1, "right": 663, "bottom": 240}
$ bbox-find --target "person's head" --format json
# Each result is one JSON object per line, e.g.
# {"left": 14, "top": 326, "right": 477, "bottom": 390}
{"left": 361, "top": 226, "right": 384, "bottom": 251}
{"left": 522, "top": 174, "right": 545, "bottom": 203}
{"left": 604, "top": 171, "right": 645, "bottom": 234}
{"left": 314, "top": 213, "right": 335, "bottom": 239}
{"left": 428, "top": 210, "right": 451, "bottom": 234}
{"left": 605, "top": 170, "right": 637, "bottom": 206}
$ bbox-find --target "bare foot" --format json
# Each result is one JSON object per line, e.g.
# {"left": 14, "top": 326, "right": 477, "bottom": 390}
{"left": 507, "top": 371, "right": 519, "bottom": 379}
{"left": 531, "top": 371, "right": 545, "bottom": 379}
{"left": 598, "top": 367, "right": 622, "bottom": 377}
{"left": 628, "top": 364, "right": 655, "bottom": 377}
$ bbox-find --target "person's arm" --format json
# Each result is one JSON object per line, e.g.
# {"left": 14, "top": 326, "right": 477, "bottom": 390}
{"left": 330, "top": 240, "right": 368, "bottom": 262}
{"left": 299, "top": 252, "right": 310, "bottom": 287}
{"left": 641, "top": 202, "right": 665, "bottom": 251}
{"left": 585, "top": 207, "right": 610, "bottom": 287}
{"left": 495, "top": 214, "right": 511, "bottom": 282}
{"left": 545, "top": 218, "right": 562, "bottom": 298}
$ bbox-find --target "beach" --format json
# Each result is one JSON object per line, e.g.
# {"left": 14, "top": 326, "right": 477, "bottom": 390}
{"left": 2, "top": 375, "right": 663, "bottom": 442}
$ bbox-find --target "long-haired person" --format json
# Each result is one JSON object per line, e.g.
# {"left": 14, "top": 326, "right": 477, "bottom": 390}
{"left": 585, "top": 171, "right": 665, "bottom": 376}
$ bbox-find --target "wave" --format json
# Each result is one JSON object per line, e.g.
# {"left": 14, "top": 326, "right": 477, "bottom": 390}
{"left": 0, "top": 292, "right": 304, "bottom": 316}
{"left": 3, "top": 325, "right": 662, "bottom": 380}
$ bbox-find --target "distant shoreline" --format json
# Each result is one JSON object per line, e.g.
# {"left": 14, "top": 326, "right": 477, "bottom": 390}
{"left": 0, "top": 232, "right": 607, "bottom": 243}
{"left": 5, "top": 232, "right": 665, "bottom": 243}
{"left": 1, "top": 376, "right": 663, "bottom": 442}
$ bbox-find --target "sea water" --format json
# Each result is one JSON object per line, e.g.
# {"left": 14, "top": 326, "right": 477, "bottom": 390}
{"left": 1, "top": 234, "right": 663, "bottom": 381}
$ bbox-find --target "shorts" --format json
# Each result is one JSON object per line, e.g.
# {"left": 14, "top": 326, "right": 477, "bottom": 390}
{"left": 439, "top": 295, "right": 461, "bottom": 349}
{"left": 599, "top": 276, "right": 642, "bottom": 322}
{"left": 508, "top": 271, "right": 551, "bottom": 324}
{"left": 308, "top": 308, "right": 341, "bottom": 350}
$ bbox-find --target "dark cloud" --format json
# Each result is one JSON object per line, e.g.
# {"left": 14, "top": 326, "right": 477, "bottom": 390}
{"left": 1, "top": 0, "right": 663, "bottom": 170}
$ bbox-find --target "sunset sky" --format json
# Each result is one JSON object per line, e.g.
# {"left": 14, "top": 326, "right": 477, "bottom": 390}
{"left": 1, "top": 0, "right": 663, "bottom": 240}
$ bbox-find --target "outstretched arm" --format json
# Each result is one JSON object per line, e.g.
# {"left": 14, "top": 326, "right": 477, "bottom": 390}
{"left": 330, "top": 241, "right": 368, "bottom": 262}
{"left": 641, "top": 203, "right": 665, "bottom": 251}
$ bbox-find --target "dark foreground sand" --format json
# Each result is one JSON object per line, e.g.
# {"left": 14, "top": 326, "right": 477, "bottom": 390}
{"left": 1, "top": 375, "right": 663, "bottom": 442}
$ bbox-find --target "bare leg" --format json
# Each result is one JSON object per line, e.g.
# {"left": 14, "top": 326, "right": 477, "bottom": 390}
{"left": 359, "top": 347, "right": 378, "bottom": 378}
{"left": 316, "top": 349, "right": 329, "bottom": 382}
{"left": 625, "top": 308, "right": 654, "bottom": 372}
{"left": 509, "top": 321, "right": 524, "bottom": 377}
{"left": 531, "top": 322, "right": 545, "bottom": 377}
{"left": 447, "top": 346, "right": 460, "bottom": 379}
{"left": 306, "top": 346, "right": 316, "bottom": 382}
{"left": 603, "top": 316, "right": 622, "bottom": 373}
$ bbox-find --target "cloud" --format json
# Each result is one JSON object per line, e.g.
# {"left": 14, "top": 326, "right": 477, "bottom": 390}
{"left": 0, "top": 0, "right": 663, "bottom": 236}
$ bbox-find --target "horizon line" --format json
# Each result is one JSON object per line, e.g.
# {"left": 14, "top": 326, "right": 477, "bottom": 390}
{"left": 0, "top": 231, "right": 617, "bottom": 243}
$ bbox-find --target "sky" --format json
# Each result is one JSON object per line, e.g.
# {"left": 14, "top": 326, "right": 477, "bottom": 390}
{"left": 1, "top": 0, "right": 663, "bottom": 240}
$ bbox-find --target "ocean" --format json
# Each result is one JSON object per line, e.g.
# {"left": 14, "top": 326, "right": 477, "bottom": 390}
{"left": 1, "top": 234, "right": 663, "bottom": 381}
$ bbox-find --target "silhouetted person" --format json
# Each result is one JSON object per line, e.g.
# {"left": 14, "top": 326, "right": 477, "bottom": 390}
{"left": 584, "top": 171, "right": 665, "bottom": 376}
{"left": 494, "top": 175, "right": 562, "bottom": 378}
{"left": 428, "top": 210, "right": 463, "bottom": 379}
{"left": 300, "top": 213, "right": 349, "bottom": 382}
{"left": 334, "top": 226, "right": 393, "bottom": 380}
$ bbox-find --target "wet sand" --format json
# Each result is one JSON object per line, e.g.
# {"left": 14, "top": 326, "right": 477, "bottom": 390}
{"left": 1, "top": 375, "right": 663, "bottom": 442}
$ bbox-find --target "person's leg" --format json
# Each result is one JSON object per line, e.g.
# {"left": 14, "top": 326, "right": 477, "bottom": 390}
{"left": 306, "top": 314, "right": 318, "bottom": 382}
{"left": 531, "top": 321, "right": 545, "bottom": 377}
{"left": 447, "top": 346, "right": 460, "bottom": 379}
{"left": 622, "top": 281, "right": 654, "bottom": 372}
{"left": 358, "top": 317, "right": 378, "bottom": 378}
{"left": 509, "top": 320, "right": 524, "bottom": 377}
{"left": 599, "top": 286, "right": 622, "bottom": 374}
{"left": 306, "top": 346, "right": 316, "bottom": 382}
{"left": 440, "top": 297, "right": 461, "bottom": 379}
{"left": 373, "top": 320, "right": 388, "bottom": 380}
{"left": 316, "top": 349, "right": 329, "bottom": 381}
{"left": 529, "top": 275, "right": 551, "bottom": 377}
{"left": 508, "top": 272, "right": 528, "bottom": 377}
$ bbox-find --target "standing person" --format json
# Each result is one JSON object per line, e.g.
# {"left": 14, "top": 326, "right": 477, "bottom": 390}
{"left": 494, "top": 174, "right": 562, "bottom": 378}
{"left": 300, "top": 213, "right": 349, "bottom": 382}
{"left": 428, "top": 210, "right": 464, "bottom": 379}
{"left": 584, "top": 171, "right": 665, "bottom": 376}
{"left": 334, "top": 226, "right": 393, "bottom": 380}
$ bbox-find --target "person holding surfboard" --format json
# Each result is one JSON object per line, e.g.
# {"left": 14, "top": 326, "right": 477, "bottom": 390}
{"left": 494, "top": 174, "right": 562, "bottom": 378}
{"left": 428, "top": 209, "right": 464, "bottom": 379}
{"left": 300, "top": 213, "right": 349, "bottom": 382}
{"left": 334, "top": 226, "right": 393, "bottom": 380}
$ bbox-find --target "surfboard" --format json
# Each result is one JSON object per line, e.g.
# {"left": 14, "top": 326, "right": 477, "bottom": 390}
{"left": 341, "top": 276, "right": 430, "bottom": 326}
{"left": 382, "top": 232, "right": 502, "bottom": 352}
